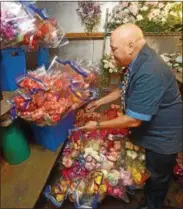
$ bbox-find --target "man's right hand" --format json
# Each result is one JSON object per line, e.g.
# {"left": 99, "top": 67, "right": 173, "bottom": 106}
{"left": 85, "top": 100, "right": 101, "bottom": 112}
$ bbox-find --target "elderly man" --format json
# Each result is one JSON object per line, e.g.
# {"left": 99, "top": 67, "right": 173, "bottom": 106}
{"left": 81, "top": 24, "right": 182, "bottom": 209}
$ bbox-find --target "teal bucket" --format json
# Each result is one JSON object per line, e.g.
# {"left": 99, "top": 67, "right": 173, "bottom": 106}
{"left": 0, "top": 121, "right": 31, "bottom": 165}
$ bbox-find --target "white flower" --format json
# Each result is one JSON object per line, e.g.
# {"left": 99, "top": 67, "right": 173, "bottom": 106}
{"left": 161, "top": 17, "right": 166, "bottom": 23}
{"left": 174, "top": 63, "right": 179, "bottom": 67}
{"left": 158, "top": 3, "right": 164, "bottom": 9}
{"left": 141, "top": 6, "right": 148, "bottom": 11}
{"left": 103, "top": 60, "right": 108, "bottom": 63}
{"left": 170, "top": 11, "right": 177, "bottom": 16}
{"left": 110, "top": 18, "right": 115, "bottom": 23}
{"left": 136, "top": 14, "right": 143, "bottom": 21}
{"left": 104, "top": 64, "right": 109, "bottom": 69}
{"left": 123, "top": 17, "right": 129, "bottom": 24}
{"left": 123, "top": 9, "right": 129, "bottom": 14}
{"left": 152, "top": 9, "right": 160, "bottom": 17}
{"left": 116, "top": 19, "right": 121, "bottom": 24}
{"left": 109, "top": 68, "right": 113, "bottom": 73}
{"left": 176, "top": 56, "right": 182, "bottom": 64}
{"left": 161, "top": 55, "right": 170, "bottom": 63}
{"left": 129, "top": 16, "right": 136, "bottom": 23}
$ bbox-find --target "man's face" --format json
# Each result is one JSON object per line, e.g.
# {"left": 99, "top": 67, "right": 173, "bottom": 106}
{"left": 110, "top": 34, "right": 134, "bottom": 67}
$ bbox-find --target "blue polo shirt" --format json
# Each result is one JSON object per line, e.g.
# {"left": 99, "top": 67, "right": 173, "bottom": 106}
{"left": 120, "top": 44, "right": 182, "bottom": 154}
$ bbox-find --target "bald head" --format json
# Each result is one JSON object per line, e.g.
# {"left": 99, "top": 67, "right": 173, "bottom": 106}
{"left": 110, "top": 24, "right": 146, "bottom": 67}
{"left": 112, "top": 23, "right": 144, "bottom": 43}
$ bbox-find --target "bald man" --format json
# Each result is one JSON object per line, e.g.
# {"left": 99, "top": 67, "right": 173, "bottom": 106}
{"left": 81, "top": 24, "right": 182, "bottom": 209}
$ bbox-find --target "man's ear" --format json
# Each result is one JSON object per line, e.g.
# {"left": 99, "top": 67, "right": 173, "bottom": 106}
{"left": 128, "top": 42, "right": 135, "bottom": 55}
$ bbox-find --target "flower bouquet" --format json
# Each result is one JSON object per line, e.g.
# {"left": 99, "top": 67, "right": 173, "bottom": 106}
{"left": 8, "top": 57, "right": 98, "bottom": 126}
{"left": 0, "top": 1, "right": 36, "bottom": 49}
{"left": 43, "top": 177, "right": 70, "bottom": 207}
{"left": 120, "top": 140, "right": 150, "bottom": 190}
{"left": 76, "top": 1, "right": 101, "bottom": 33}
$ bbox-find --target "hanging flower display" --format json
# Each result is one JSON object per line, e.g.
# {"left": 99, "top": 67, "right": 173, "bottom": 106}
{"left": 76, "top": 1, "right": 101, "bottom": 33}
{"left": 108, "top": 1, "right": 182, "bottom": 33}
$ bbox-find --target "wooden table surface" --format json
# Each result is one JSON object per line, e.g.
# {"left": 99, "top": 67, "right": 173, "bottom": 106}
{"left": 1, "top": 143, "right": 62, "bottom": 209}
{"left": 0, "top": 91, "right": 13, "bottom": 117}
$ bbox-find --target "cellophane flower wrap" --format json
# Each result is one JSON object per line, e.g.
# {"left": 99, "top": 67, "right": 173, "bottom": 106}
{"left": 173, "top": 153, "right": 183, "bottom": 185}
{"left": 22, "top": 3, "right": 69, "bottom": 49}
{"left": 8, "top": 57, "right": 99, "bottom": 126}
{"left": 44, "top": 105, "right": 136, "bottom": 207}
{"left": 120, "top": 140, "right": 151, "bottom": 190}
{"left": 0, "top": 1, "right": 36, "bottom": 49}
{"left": 43, "top": 177, "right": 70, "bottom": 207}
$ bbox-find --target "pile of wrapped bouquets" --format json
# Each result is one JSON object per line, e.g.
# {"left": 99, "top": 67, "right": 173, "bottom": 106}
{"left": 0, "top": 1, "right": 68, "bottom": 49}
{"left": 43, "top": 106, "right": 150, "bottom": 208}
{"left": 8, "top": 57, "right": 100, "bottom": 126}
{"left": 173, "top": 152, "right": 183, "bottom": 185}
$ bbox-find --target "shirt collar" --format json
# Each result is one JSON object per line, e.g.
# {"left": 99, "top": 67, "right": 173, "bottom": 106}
{"left": 128, "top": 54, "right": 139, "bottom": 72}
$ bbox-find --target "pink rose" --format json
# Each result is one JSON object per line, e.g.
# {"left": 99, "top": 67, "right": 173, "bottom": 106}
{"left": 119, "top": 10, "right": 125, "bottom": 18}
{"left": 120, "top": 2, "right": 129, "bottom": 8}
{"left": 148, "top": 12, "right": 154, "bottom": 21}
{"left": 129, "top": 4, "right": 138, "bottom": 16}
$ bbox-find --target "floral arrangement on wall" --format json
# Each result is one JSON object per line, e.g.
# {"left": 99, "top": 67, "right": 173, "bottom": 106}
{"left": 108, "top": 1, "right": 182, "bottom": 33}
{"left": 161, "top": 53, "right": 182, "bottom": 72}
{"left": 76, "top": 1, "right": 101, "bottom": 33}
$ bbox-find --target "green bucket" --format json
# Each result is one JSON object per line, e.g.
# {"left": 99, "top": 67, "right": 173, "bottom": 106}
{"left": 0, "top": 121, "right": 31, "bottom": 165}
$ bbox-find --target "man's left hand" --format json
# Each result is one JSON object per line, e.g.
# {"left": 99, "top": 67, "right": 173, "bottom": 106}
{"left": 80, "top": 121, "right": 97, "bottom": 131}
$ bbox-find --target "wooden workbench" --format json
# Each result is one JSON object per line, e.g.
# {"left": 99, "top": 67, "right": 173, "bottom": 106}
{"left": 1, "top": 143, "right": 62, "bottom": 209}
{"left": 0, "top": 91, "right": 13, "bottom": 117}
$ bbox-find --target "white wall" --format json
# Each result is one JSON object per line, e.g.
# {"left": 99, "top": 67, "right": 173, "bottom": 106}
{"left": 38, "top": 1, "right": 181, "bottom": 64}
{"left": 38, "top": 1, "right": 118, "bottom": 32}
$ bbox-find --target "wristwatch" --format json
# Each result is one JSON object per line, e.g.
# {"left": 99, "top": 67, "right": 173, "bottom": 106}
{"left": 96, "top": 121, "right": 100, "bottom": 129}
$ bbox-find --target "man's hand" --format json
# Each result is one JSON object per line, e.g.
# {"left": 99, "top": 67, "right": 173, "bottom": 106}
{"left": 85, "top": 100, "right": 101, "bottom": 112}
{"left": 80, "top": 121, "right": 97, "bottom": 131}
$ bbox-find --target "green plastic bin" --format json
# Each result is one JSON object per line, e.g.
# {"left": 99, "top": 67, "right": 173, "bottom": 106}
{"left": 0, "top": 121, "right": 31, "bottom": 165}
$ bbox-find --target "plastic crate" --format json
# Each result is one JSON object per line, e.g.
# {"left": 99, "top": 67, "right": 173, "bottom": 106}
{"left": 37, "top": 47, "right": 50, "bottom": 69}
{"left": 0, "top": 48, "right": 26, "bottom": 91}
{"left": 31, "top": 112, "right": 74, "bottom": 151}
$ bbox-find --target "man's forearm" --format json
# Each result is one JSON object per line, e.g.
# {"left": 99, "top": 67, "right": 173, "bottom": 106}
{"left": 100, "top": 115, "right": 141, "bottom": 129}
{"left": 98, "top": 88, "right": 121, "bottom": 106}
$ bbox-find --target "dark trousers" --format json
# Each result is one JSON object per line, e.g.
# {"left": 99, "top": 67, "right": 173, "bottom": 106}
{"left": 144, "top": 149, "right": 177, "bottom": 209}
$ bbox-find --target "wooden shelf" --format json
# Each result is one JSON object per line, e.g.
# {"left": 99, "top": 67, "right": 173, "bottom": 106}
{"left": 65, "top": 32, "right": 182, "bottom": 40}
{"left": 0, "top": 91, "right": 13, "bottom": 117}
{"left": 66, "top": 32, "right": 104, "bottom": 40}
